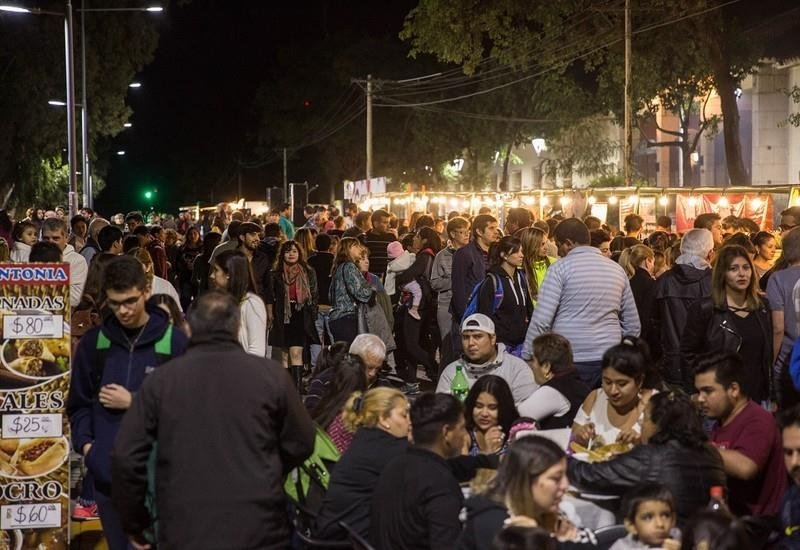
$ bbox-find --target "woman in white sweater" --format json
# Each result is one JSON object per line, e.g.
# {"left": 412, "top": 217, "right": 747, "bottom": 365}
{"left": 209, "top": 250, "right": 267, "bottom": 357}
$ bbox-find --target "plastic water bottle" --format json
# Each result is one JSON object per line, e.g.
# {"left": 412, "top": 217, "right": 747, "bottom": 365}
{"left": 707, "top": 486, "right": 732, "bottom": 517}
{"left": 451, "top": 365, "right": 469, "bottom": 401}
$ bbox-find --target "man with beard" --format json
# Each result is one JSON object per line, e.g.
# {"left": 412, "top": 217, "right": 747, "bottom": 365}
{"left": 780, "top": 406, "right": 800, "bottom": 548}
{"left": 694, "top": 351, "right": 786, "bottom": 517}
{"left": 237, "top": 221, "right": 271, "bottom": 297}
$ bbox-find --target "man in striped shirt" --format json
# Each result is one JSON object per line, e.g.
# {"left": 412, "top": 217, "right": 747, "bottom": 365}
{"left": 521, "top": 218, "right": 640, "bottom": 388}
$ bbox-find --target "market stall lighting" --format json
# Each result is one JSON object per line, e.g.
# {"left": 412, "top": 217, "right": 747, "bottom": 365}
{"left": 541, "top": 197, "right": 551, "bottom": 207}
{"left": 608, "top": 194, "right": 618, "bottom": 205}
{"left": 145, "top": 5, "right": 164, "bottom": 11}
{"left": 559, "top": 195, "right": 571, "bottom": 207}
{"left": 510, "top": 199, "right": 519, "bottom": 208}
{"left": 718, "top": 196, "right": 729, "bottom": 208}
{"left": 628, "top": 194, "right": 639, "bottom": 206}
{"left": 587, "top": 195, "right": 597, "bottom": 205}
{"left": 659, "top": 195, "right": 669, "bottom": 207}
{"left": 522, "top": 196, "right": 536, "bottom": 206}
{"left": 687, "top": 196, "right": 698, "bottom": 207}
{"left": 751, "top": 197, "right": 763, "bottom": 210}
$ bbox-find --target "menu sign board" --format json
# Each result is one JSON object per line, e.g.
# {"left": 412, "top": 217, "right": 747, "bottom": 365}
{"left": 0, "top": 264, "right": 71, "bottom": 548}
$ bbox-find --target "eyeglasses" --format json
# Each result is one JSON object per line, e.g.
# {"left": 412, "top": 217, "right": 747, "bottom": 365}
{"left": 106, "top": 293, "right": 144, "bottom": 311}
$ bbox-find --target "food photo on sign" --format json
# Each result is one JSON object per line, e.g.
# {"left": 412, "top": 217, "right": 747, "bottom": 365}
{"left": 0, "top": 264, "right": 71, "bottom": 549}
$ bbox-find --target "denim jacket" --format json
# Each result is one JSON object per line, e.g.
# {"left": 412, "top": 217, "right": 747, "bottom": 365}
{"left": 329, "top": 262, "right": 374, "bottom": 321}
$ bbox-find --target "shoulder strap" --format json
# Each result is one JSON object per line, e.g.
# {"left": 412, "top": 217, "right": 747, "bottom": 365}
{"left": 154, "top": 325, "right": 173, "bottom": 357}
{"left": 91, "top": 330, "right": 111, "bottom": 392}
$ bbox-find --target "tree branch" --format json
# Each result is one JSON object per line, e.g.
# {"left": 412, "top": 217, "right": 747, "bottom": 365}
{"left": 647, "top": 140, "right": 682, "bottom": 148}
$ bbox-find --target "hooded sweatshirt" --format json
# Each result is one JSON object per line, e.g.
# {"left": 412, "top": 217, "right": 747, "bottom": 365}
{"left": 436, "top": 343, "right": 537, "bottom": 404}
{"left": 67, "top": 305, "right": 188, "bottom": 492}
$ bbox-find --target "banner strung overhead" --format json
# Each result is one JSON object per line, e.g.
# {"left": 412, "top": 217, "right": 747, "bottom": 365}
{"left": 675, "top": 193, "right": 773, "bottom": 232}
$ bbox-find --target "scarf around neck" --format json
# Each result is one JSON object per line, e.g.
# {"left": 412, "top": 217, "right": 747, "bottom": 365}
{"left": 282, "top": 263, "right": 310, "bottom": 323}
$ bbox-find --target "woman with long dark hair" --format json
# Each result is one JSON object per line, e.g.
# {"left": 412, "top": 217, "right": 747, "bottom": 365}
{"left": 394, "top": 226, "right": 443, "bottom": 394}
{"left": 328, "top": 237, "right": 375, "bottom": 343}
{"left": 682, "top": 244, "right": 772, "bottom": 405}
{"left": 462, "top": 375, "right": 519, "bottom": 456}
{"left": 191, "top": 231, "right": 222, "bottom": 294}
{"left": 176, "top": 226, "right": 203, "bottom": 308}
{"left": 568, "top": 391, "right": 726, "bottom": 524}
{"left": 460, "top": 436, "right": 595, "bottom": 548}
{"left": 572, "top": 337, "right": 661, "bottom": 448}
{"left": 310, "top": 353, "right": 368, "bottom": 453}
{"left": 751, "top": 230, "right": 776, "bottom": 280}
{"left": 266, "top": 239, "right": 320, "bottom": 387}
{"left": 209, "top": 250, "right": 267, "bottom": 357}
{"left": 477, "top": 236, "right": 532, "bottom": 357}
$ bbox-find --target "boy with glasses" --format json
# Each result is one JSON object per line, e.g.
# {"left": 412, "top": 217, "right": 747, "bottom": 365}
{"left": 68, "top": 255, "right": 188, "bottom": 550}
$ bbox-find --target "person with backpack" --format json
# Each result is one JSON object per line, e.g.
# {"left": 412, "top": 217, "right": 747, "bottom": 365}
{"left": 474, "top": 236, "right": 532, "bottom": 358}
{"left": 67, "top": 255, "right": 189, "bottom": 550}
{"left": 111, "top": 290, "right": 314, "bottom": 550}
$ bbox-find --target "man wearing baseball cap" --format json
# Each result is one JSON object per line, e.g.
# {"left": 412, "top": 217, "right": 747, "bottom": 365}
{"left": 436, "top": 313, "right": 537, "bottom": 404}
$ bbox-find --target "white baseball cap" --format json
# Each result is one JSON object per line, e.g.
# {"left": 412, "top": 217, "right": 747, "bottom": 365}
{"left": 461, "top": 313, "right": 495, "bottom": 335}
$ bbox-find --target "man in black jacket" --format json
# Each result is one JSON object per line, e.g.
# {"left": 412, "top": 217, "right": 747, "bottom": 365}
{"left": 652, "top": 228, "right": 713, "bottom": 390}
{"left": 111, "top": 290, "right": 315, "bottom": 550}
{"left": 370, "top": 393, "right": 467, "bottom": 549}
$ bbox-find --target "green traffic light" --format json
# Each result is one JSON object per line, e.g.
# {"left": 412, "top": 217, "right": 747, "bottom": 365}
{"left": 144, "top": 191, "right": 153, "bottom": 199}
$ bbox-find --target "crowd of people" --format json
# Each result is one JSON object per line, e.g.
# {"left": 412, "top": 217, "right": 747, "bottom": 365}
{"left": 2, "top": 200, "right": 800, "bottom": 549}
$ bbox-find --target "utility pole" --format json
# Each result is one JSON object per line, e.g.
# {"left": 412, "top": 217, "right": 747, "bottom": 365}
{"left": 237, "top": 155, "right": 243, "bottom": 200}
{"left": 366, "top": 74, "right": 373, "bottom": 181}
{"left": 623, "top": 0, "right": 633, "bottom": 186}
{"left": 65, "top": 1, "right": 78, "bottom": 220}
{"left": 80, "top": 0, "right": 91, "bottom": 209}
{"left": 282, "top": 147, "right": 288, "bottom": 200}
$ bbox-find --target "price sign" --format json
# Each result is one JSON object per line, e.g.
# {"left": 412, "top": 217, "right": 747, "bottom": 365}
{"left": 1, "top": 503, "right": 61, "bottom": 529}
{"left": 3, "top": 315, "right": 63, "bottom": 340}
{"left": 2, "top": 415, "right": 62, "bottom": 439}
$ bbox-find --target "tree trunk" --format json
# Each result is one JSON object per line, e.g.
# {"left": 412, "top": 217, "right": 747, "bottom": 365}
{"left": 709, "top": 46, "right": 750, "bottom": 185}
{"left": 500, "top": 140, "right": 513, "bottom": 192}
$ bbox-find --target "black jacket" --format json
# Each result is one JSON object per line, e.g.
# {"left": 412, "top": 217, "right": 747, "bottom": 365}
{"left": 265, "top": 266, "right": 321, "bottom": 348}
{"left": 477, "top": 266, "right": 532, "bottom": 347}
{"left": 396, "top": 247, "right": 437, "bottom": 312}
{"left": 629, "top": 267, "right": 658, "bottom": 357}
{"left": 315, "top": 427, "right": 408, "bottom": 540}
{"left": 457, "top": 494, "right": 508, "bottom": 550}
{"left": 680, "top": 297, "right": 773, "bottom": 400}
{"left": 110, "top": 335, "right": 315, "bottom": 549}
{"left": 370, "top": 447, "right": 464, "bottom": 549}
{"left": 568, "top": 439, "right": 726, "bottom": 524}
{"left": 317, "top": 428, "right": 498, "bottom": 542}
{"left": 652, "top": 263, "right": 712, "bottom": 389}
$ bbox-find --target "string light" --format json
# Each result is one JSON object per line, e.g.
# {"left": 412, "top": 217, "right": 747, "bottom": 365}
{"left": 658, "top": 194, "right": 668, "bottom": 207}
{"left": 608, "top": 194, "right": 618, "bottom": 205}
{"left": 587, "top": 195, "right": 597, "bottom": 205}
{"left": 687, "top": 195, "right": 698, "bottom": 207}
{"left": 628, "top": 194, "right": 639, "bottom": 206}
{"left": 751, "top": 196, "right": 763, "bottom": 210}
{"left": 718, "top": 195, "right": 729, "bottom": 208}
{"left": 522, "top": 196, "right": 536, "bottom": 206}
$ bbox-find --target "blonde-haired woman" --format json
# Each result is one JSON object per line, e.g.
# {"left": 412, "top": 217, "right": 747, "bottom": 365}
{"left": 328, "top": 237, "right": 374, "bottom": 342}
{"left": 315, "top": 387, "right": 410, "bottom": 541}
{"left": 619, "top": 244, "right": 656, "bottom": 352}
{"left": 517, "top": 227, "right": 557, "bottom": 305}
{"left": 293, "top": 226, "right": 316, "bottom": 260}
{"left": 127, "top": 247, "right": 182, "bottom": 312}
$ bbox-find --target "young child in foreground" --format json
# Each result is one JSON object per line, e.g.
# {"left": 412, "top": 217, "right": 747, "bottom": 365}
{"left": 611, "top": 484, "right": 681, "bottom": 550}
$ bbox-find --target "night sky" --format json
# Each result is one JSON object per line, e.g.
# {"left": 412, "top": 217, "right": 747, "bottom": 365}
{"left": 97, "top": 0, "right": 417, "bottom": 214}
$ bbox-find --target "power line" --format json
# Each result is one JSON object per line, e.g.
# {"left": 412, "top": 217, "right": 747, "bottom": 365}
{"left": 372, "top": 0, "right": 744, "bottom": 108}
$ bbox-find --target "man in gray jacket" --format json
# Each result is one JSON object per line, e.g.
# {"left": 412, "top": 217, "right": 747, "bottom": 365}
{"left": 430, "top": 217, "right": 471, "bottom": 367}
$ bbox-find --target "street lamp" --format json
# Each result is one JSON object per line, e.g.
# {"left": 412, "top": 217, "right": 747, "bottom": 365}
{"left": 128, "top": 82, "right": 142, "bottom": 88}
{"left": 1, "top": 2, "right": 79, "bottom": 220}
{"left": 123, "top": 122, "right": 132, "bottom": 128}
{"left": 76, "top": 3, "right": 162, "bottom": 209}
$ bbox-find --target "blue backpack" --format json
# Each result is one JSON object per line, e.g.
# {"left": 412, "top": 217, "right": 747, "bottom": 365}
{"left": 461, "top": 273, "right": 504, "bottom": 323}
